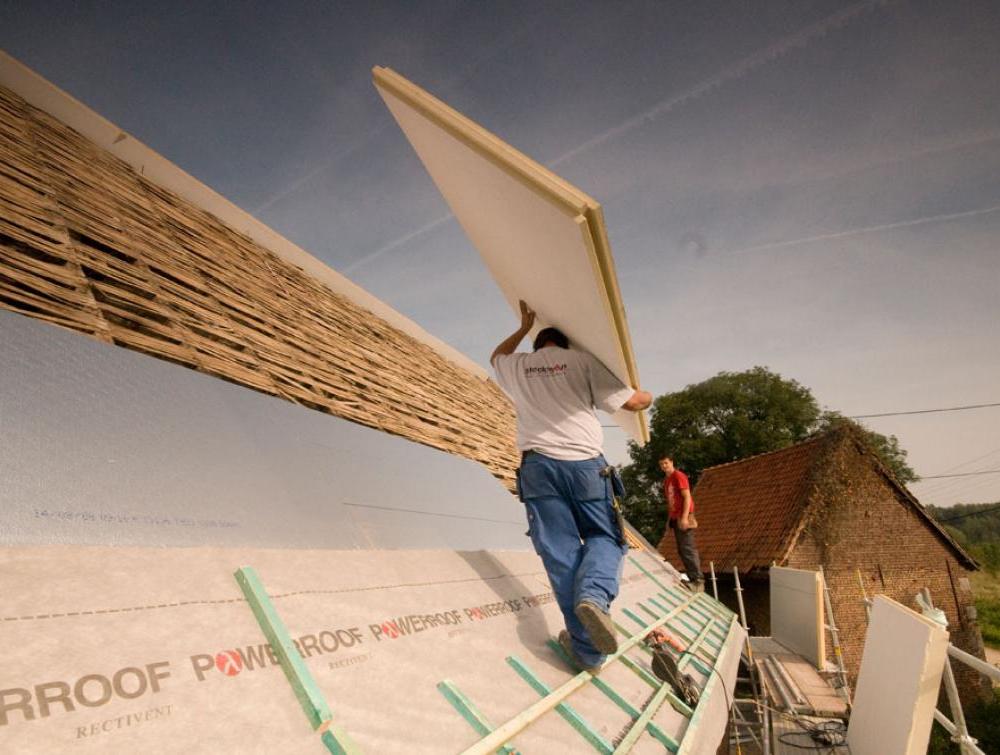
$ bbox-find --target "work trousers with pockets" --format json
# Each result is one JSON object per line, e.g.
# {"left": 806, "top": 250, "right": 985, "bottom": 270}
{"left": 518, "top": 451, "right": 627, "bottom": 667}
{"left": 670, "top": 520, "right": 702, "bottom": 584}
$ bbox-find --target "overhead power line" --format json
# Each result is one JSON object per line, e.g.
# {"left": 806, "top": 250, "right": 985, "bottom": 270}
{"left": 919, "top": 469, "right": 1000, "bottom": 480}
{"left": 936, "top": 502, "right": 1000, "bottom": 523}
{"left": 850, "top": 402, "right": 1000, "bottom": 419}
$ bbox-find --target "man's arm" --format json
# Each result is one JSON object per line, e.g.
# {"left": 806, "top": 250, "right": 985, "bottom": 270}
{"left": 490, "top": 300, "right": 535, "bottom": 364}
{"left": 678, "top": 489, "right": 694, "bottom": 530}
{"left": 621, "top": 390, "right": 652, "bottom": 412}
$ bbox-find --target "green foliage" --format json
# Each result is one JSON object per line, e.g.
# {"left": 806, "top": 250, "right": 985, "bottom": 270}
{"left": 926, "top": 503, "right": 1000, "bottom": 568}
{"left": 819, "top": 412, "right": 918, "bottom": 484}
{"left": 977, "top": 596, "right": 1000, "bottom": 646}
{"left": 620, "top": 366, "right": 917, "bottom": 544}
{"left": 969, "top": 572, "right": 1000, "bottom": 651}
{"left": 928, "top": 689, "right": 1000, "bottom": 755}
{"left": 927, "top": 503, "right": 1000, "bottom": 583}
{"left": 971, "top": 542, "right": 1000, "bottom": 574}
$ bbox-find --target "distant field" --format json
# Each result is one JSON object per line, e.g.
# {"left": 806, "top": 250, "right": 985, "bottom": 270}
{"left": 972, "top": 571, "right": 1000, "bottom": 648}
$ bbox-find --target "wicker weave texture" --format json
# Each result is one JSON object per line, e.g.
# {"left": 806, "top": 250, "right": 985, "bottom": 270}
{"left": 0, "top": 84, "right": 519, "bottom": 488}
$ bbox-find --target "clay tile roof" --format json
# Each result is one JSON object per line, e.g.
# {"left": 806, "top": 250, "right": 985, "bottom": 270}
{"left": 657, "top": 427, "right": 978, "bottom": 573}
{"left": 657, "top": 436, "right": 829, "bottom": 573}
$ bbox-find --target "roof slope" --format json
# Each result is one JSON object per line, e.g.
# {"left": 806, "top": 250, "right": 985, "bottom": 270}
{"left": 1, "top": 545, "right": 744, "bottom": 753}
{"left": 658, "top": 427, "right": 977, "bottom": 572}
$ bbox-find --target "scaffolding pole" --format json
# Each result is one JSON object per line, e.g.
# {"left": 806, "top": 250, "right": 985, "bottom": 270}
{"left": 818, "top": 565, "right": 851, "bottom": 707}
{"left": 919, "top": 588, "right": 980, "bottom": 755}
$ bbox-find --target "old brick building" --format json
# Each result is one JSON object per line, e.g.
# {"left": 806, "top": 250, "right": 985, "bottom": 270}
{"left": 658, "top": 425, "right": 990, "bottom": 702}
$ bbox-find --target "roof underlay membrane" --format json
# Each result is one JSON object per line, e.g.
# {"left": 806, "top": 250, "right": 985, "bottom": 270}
{"left": 1, "top": 310, "right": 741, "bottom": 753}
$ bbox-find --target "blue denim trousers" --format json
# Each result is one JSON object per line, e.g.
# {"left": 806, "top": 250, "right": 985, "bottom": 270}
{"left": 519, "top": 451, "right": 627, "bottom": 666}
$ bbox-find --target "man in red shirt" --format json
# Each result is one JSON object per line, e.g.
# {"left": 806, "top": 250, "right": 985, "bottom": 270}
{"left": 660, "top": 456, "right": 703, "bottom": 591}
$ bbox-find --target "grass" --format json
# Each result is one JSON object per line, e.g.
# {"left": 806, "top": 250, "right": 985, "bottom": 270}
{"left": 972, "top": 570, "right": 1000, "bottom": 648}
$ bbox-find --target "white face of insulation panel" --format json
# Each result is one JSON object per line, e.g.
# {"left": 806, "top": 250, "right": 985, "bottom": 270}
{"left": 375, "top": 78, "right": 645, "bottom": 444}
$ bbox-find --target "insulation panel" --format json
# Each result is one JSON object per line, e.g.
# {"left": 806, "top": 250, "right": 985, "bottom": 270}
{"left": 373, "top": 67, "right": 648, "bottom": 444}
{"left": 847, "top": 595, "right": 949, "bottom": 755}
{"left": 770, "top": 566, "right": 825, "bottom": 668}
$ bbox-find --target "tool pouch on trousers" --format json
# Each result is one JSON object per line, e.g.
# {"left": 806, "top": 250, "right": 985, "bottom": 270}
{"left": 600, "top": 466, "right": 628, "bottom": 548}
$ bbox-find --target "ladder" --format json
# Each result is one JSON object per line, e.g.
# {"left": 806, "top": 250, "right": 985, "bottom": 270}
{"left": 818, "top": 566, "right": 851, "bottom": 706}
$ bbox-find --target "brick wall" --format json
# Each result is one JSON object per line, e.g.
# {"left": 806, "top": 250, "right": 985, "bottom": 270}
{"left": 786, "top": 439, "right": 990, "bottom": 704}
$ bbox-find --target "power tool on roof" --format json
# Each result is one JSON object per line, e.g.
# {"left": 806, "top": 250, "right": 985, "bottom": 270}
{"left": 644, "top": 629, "right": 700, "bottom": 707}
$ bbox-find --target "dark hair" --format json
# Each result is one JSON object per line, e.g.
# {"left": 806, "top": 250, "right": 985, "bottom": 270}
{"left": 533, "top": 327, "right": 569, "bottom": 351}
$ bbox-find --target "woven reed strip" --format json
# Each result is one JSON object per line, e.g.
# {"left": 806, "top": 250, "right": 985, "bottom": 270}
{"left": 0, "top": 90, "right": 110, "bottom": 342}
{"left": 0, "top": 83, "right": 519, "bottom": 487}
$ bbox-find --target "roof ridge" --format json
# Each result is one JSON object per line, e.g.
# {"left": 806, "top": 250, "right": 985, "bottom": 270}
{"left": 701, "top": 432, "right": 828, "bottom": 473}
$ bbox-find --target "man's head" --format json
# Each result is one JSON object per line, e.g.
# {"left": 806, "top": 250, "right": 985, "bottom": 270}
{"left": 532, "top": 327, "right": 569, "bottom": 351}
{"left": 658, "top": 456, "right": 675, "bottom": 475}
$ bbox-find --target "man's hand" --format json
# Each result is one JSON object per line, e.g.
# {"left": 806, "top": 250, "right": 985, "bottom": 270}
{"left": 678, "top": 516, "right": 691, "bottom": 531}
{"left": 491, "top": 300, "right": 537, "bottom": 365}
{"left": 519, "top": 300, "right": 535, "bottom": 330}
{"left": 622, "top": 390, "right": 652, "bottom": 412}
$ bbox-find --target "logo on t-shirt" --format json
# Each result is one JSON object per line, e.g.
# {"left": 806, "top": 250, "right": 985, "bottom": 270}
{"left": 524, "top": 364, "right": 568, "bottom": 378}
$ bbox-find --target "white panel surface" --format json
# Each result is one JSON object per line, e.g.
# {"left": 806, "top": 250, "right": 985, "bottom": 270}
{"left": 374, "top": 68, "right": 647, "bottom": 443}
{"left": 0, "top": 311, "right": 526, "bottom": 551}
{"left": 847, "top": 595, "right": 949, "bottom": 755}
{"left": 770, "top": 566, "right": 824, "bottom": 667}
{"left": 0, "top": 545, "right": 725, "bottom": 753}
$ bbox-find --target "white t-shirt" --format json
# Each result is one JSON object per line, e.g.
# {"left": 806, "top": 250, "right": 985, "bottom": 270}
{"left": 492, "top": 347, "right": 634, "bottom": 460}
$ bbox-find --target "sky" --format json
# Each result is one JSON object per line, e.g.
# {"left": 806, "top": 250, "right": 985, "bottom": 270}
{"left": 2, "top": 0, "right": 998, "bottom": 507}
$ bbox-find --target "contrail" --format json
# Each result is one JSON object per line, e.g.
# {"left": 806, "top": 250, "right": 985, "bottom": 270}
{"left": 726, "top": 204, "right": 1000, "bottom": 256}
{"left": 548, "top": 0, "right": 887, "bottom": 168}
{"left": 339, "top": 1, "right": 888, "bottom": 270}
{"left": 342, "top": 213, "right": 454, "bottom": 275}
{"left": 253, "top": 20, "right": 537, "bottom": 216}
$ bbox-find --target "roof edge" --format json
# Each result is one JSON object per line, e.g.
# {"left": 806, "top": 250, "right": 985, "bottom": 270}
{"left": 839, "top": 430, "right": 980, "bottom": 570}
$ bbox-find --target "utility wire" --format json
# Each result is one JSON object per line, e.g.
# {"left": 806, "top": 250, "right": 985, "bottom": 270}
{"left": 919, "top": 469, "right": 1000, "bottom": 480}
{"left": 936, "top": 502, "right": 1000, "bottom": 523}
{"left": 850, "top": 402, "right": 1000, "bottom": 419}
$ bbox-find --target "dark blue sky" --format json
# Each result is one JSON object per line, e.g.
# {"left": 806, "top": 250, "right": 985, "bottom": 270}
{"left": 2, "top": 1, "right": 999, "bottom": 504}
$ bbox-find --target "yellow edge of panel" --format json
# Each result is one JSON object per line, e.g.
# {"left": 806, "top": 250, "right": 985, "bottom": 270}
{"left": 373, "top": 66, "right": 594, "bottom": 218}
{"left": 582, "top": 206, "right": 641, "bottom": 384}
{"left": 575, "top": 215, "right": 649, "bottom": 444}
{"left": 581, "top": 206, "right": 648, "bottom": 444}
{"left": 815, "top": 572, "right": 825, "bottom": 670}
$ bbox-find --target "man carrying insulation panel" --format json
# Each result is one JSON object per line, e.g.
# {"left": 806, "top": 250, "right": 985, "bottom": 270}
{"left": 492, "top": 301, "right": 652, "bottom": 672}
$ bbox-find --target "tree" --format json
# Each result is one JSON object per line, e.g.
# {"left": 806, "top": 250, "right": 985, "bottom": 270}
{"left": 620, "top": 366, "right": 917, "bottom": 545}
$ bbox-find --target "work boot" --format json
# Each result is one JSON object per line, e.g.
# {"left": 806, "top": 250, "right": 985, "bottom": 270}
{"left": 574, "top": 600, "right": 618, "bottom": 655}
{"left": 558, "top": 630, "right": 602, "bottom": 674}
